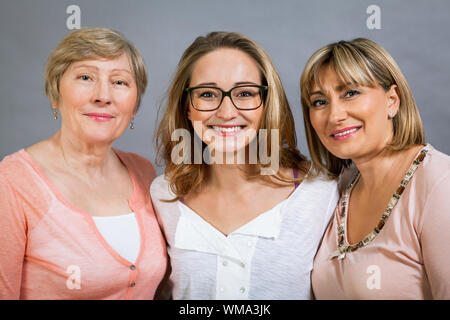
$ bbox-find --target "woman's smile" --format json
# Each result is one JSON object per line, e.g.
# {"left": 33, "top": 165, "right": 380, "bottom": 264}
{"left": 330, "top": 125, "right": 362, "bottom": 141}
{"left": 84, "top": 112, "right": 115, "bottom": 122}
{"left": 208, "top": 124, "right": 247, "bottom": 136}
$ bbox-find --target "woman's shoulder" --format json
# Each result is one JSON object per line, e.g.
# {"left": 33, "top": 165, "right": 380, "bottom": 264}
{"left": 150, "top": 174, "right": 172, "bottom": 199}
{"left": 149, "top": 174, "right": 181, "bottom": 225}
{"left": 304, "top": 168, "right": 339, "bottom": 190}
{"left": 0, "top": 149, "right": 50, "bottom": 207}
{"left": 423, "top": 144, "right": 450, "bottom": 171}
{"left": 290, "top": 169, "right": 339, "bottom": 207}
{"left": 414, "top": 144, "right": 450, "bottom": 192}
{"left": 114, "top": 148, "right": 156, "bottom": 181}
{"left": 0, "top": 149, "right": 31, "bottom": 181}
{"left": 414, "top": 146, "right": 450, "bottom": 235}
{"left": 114, "top": 148, "right": 153, "bottom": 167}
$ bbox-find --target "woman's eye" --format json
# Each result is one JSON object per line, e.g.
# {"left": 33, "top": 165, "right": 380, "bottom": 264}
{"left": 237, "top": 91, "right": 253, "bottom": 97}
{"left": 200, "top": 91, "right": 216, "bottom": 98}
{"left": 114, "top": 80, "right": 127, "bottom": 86}
{"left": 311, "top": 99, "right": 327, "bottom": 108}
{"left": 79, "top": 75, "right": 91, "bottom": 81}
{"left": 344, "top": 89, "right": 360, "bottom": 98}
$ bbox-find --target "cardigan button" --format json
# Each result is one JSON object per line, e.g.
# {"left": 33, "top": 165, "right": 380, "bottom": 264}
{"left": 130, "top": 265, "right": 136, "bottom": 270}
{"left": 130, "top": 282, "right": 136, "bottom": 287}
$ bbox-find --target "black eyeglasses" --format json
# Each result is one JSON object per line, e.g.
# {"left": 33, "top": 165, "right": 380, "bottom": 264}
{"left": 185, "top": 85, "right": 268, "bottom": 111}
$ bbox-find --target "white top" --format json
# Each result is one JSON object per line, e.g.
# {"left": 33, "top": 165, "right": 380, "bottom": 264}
{"left": 92, "top": 213, "right": 141, "bottom": 264}
{"left": 150, "top": 172, "right": 339, "bottom": 300}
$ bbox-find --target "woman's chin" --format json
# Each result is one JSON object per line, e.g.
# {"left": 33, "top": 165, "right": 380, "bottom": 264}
{"left": 209, "top": 140, "right": 248, "bottom": 154}
{"left": 80, "top": 132, "right": 119, "bottom": 145}
{"left": 65, "top": 124, "right": 123, "bottom": 145}
{"left": 327, "top": 146, "right": 358, "bottom": 161}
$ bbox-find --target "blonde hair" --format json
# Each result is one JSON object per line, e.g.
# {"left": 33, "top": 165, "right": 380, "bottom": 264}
{"left": 156, "top": 31, "right": 308, "bottom": 199}
{"left": 300, "top": 38, "right": 425, "bottom": 177}
{"left": 45, "top": 27, "right": 147, "bottom": 111}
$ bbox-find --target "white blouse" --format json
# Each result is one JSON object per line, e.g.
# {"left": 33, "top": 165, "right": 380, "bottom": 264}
{"left": 92, "top": 213, "right": 141, "bottom": 264}
{"left": 151, "top": 173, "right": 339, "bottom": 300}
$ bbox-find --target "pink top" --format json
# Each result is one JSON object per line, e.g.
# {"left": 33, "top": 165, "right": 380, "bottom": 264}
{"left": 312, "top": 145, "right": 450, "bottom": 299}
{"left": 0, "top": 149, "right": 168, "bottom": 300}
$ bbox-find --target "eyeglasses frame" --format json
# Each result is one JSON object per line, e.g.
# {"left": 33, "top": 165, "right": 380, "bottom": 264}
{"left": 185, "top": 84, "right": 268, "bottom": 112}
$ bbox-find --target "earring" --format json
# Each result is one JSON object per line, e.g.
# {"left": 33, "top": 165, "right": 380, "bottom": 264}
{"left": 389, "top": 111, "right": 394, "bottom": 118}
{"left": 130, "top": 119, "right": 135, "bottom": 130}
{"left": 53, "top": 109, "right": 58, "bottom": 120}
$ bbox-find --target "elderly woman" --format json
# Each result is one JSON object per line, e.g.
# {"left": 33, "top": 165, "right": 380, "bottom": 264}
{"left": 0, "top": 28, "right": 167, "bottom": 299}
{"left": 150, "top": 31, "right": 339, "bottom": 299}
{"left": 300, "top": 38, "right": 450, "bottom": 299}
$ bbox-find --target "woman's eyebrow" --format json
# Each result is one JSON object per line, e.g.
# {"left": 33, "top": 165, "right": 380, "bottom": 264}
{"left": 310, "top": 90, "right": 324, "bottom": 96}
{"left": 192, "top": 81, "right": 259, "bottom": 87}
{"left": 192, "top": 82, "right": 217, "bottom": 86}
{"left": 111, "top": 68, "right": 133, "bottom": 75}
{"left": 234, "top": 81, "right": 259, "bottom": 86}
{"left": 335, "top": 83, "right": 353, "bottom": 91}
{"left": 310, "top": 83, "right": 353, "bottom": 96}
{"left": 71, "top": 65, "right": 132, "bottom": 75}
{"left": 72, "top": 64, "right": 98, "bottom": 71}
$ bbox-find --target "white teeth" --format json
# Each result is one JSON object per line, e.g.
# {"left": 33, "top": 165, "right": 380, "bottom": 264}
{"left": 211, "top": 125, "right": 243, "bottom": 133}
{"left": 333, "top": 127, "right": 359, "bottom": 137}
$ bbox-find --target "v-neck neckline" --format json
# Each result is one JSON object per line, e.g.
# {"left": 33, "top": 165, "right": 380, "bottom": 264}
{"left": 19, "top": 148, "right": 145, "bottom": 267}
{"left": 177, "top": 175, "right": 305, "bottom": 239}
{"left": 330, "top": 144, "right": 431, "bottom": 260}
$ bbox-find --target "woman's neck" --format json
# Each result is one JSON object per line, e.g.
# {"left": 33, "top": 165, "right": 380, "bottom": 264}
{"left": 50, "top": 129, "right": 115, "bottom": 178}
{"left": 352, "top": 145, "right": 422, "bottom": 193}
{"left": 207, "top": 163, "right": 259, "bottom": 193}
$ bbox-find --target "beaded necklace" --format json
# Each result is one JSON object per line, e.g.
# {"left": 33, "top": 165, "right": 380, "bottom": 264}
{"left": 330, "top": 144, "right": 430, "bottom": 260}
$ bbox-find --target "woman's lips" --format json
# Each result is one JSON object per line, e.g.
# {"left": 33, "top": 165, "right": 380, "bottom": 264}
{"left": 330, "top": 126, "right": 362, "bottom": 141}
{"left": 85, "top": 113, "right": 114, "bottom": 122}
{"left": 209, "top": 125, "right": 246, "bottom": 137}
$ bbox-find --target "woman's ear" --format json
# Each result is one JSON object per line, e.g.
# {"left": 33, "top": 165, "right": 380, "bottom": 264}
{"left": 387, "top": 84, "right": 400, "bottom": 118}
{"left": 50, "top": 98, "right": 58, "bottom": 110}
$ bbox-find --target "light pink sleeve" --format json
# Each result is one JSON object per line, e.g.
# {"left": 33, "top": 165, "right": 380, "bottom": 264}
{"left": 420, "top": 172, "right": 450, "bottom": 299}
{"left": 0, "top": 172, "right": 27, "bottom": 299}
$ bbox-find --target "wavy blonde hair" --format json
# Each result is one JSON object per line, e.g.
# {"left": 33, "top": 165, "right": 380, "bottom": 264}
{"left": 156, "top": 31, "right": 308, "bottom": 200}
{"left": 300, "top": 38, "right": 425, "bottom": 177}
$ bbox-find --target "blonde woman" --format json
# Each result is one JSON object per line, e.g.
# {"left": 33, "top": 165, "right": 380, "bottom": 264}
{"left": 0, "top": 28, "right": 167, "bottom": 299}
{"left": 151, "top": 32, "right": 339, "bottom": 299}
{"left": 300, "top": 38, "right": 450, "bottom": 299}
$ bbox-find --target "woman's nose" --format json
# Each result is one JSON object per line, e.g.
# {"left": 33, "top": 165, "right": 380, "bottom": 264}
{"left": 92, "top": 79, "right": 112, "bottom": 106}
{"left": 328, "top": 99, "right": 348, "bottom": 124}
{"left": 215, "top": 95, "right": 238, "bottom": 119}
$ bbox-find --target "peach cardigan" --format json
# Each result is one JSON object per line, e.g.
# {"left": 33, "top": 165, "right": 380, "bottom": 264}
{"left": 0, "top": 149, "right": 167, "bottom": 299}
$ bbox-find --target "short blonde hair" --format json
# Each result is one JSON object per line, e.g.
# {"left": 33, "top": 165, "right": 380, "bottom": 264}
{"left": 157, "top": 31, "right": 308, "bottom": 199}
{"left": 300, "top": 38, "right": 425, "bottom": 177}
{"left": 45, "top": 28, "right": 147, "bottom": 111}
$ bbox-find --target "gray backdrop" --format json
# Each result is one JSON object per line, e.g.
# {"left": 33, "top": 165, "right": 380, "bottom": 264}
{"left": 1, "top": 0, "right": 449, "bottom": 175}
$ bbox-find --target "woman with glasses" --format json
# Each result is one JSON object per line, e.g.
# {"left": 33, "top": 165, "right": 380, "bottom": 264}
{"left": 300, "top": 38, "right": 450, "bottom": 299}
{"left": 151, "top": 31, "right": 339, "bottom": 299}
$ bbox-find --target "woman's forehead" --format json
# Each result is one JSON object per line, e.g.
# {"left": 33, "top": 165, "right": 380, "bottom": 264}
{"left": 309, "top": 62, "right": 375, "bottom": 94}
{"left": 190, "top": 48, "right": 261, "bottom": 86}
